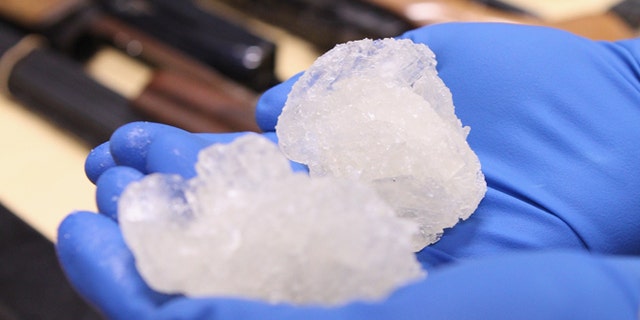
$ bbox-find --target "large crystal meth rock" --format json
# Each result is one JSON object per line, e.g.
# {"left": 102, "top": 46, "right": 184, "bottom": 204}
{"left": 276, "top": 38, "right": 486, "bottom": 250}
{"left": 119, "top": 134, "right": 423, "bottom": 305}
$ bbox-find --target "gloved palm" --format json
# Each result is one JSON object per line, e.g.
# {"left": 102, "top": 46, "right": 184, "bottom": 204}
{"left": 57, "top": 23, "right": 640, "bottom": 319}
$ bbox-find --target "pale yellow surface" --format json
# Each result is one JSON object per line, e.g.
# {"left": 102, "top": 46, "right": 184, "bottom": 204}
{"left": 0, "top": 95, "right": 96, "bottom": 241}
{"left": 271, "top": 28, "right": 319, "bottom": 80}
{"left": 501, "top": 0, "right": 623, "bottom": 21}
{"left": 0, "top": 48, "right": 151, "bottom": 243}
{"left": 86, "top": 47, "right": 152, "bottom": 99}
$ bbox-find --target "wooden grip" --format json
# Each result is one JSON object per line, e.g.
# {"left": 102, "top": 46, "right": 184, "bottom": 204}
{"left": 133, "top": 70, "right": 261, "bottom": 133}
{"left": 0, "top": 0, "right": 88, "bottom": 27}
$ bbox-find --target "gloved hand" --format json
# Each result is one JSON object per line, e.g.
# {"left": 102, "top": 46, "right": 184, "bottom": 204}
{"left": 58, "top": 215, "right": 640, "bottom": 320}
{"left": 57, "top": 22, "right": 640, "bottom": 319}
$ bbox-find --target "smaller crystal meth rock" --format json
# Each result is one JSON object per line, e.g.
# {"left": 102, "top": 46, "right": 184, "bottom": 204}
{"left": 276, "top": 38, "right": 487, "bottom": 250}
{"left": 119, "top": 134, "right": 424, "bottom": 305}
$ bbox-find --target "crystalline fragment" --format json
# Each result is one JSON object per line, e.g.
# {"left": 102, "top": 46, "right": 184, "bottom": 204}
{"left": 276, "top": 38, "right": 487, "bottom": 250}
{"left": 119, "top": 134, "right": 424, "bottom": 305}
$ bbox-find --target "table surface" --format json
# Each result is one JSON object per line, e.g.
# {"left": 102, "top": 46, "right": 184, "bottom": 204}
{"left": 0, "top": 94, "right": 96, "bottom": 241}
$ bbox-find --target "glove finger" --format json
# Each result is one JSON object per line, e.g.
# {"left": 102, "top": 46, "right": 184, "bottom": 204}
{"left": 149, "top": 131, "right": 309, "bottom": 176}
{"left": 56, "top": 212, "right": 170, "bottom": 320}
{"left": 109, "top": 122, "right": 190, "bottom": 173}
{"left": 146, "top": 131, "right": 215, "bottom": 179}
{"left": 85, "top": 142, "right": 116, "bottom": 184}
{"left": 96, "top": 166, "right": 144, "bottom": 221}
{"left": 148, "top": 132, "right": 249, "bottom": 179}
{"left": 255, "top": 72, "right": 302, "bottom": 132}
{"left": 86, "top": 122, "right": 193, "bottom": 183}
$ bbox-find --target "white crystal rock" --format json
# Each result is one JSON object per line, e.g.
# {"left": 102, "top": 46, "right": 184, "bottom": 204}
{"left": 119, "top": 134, "right": 424, "bottom": 305}
{"left": 276, "top": 38, "right": 486, "bottom": 250}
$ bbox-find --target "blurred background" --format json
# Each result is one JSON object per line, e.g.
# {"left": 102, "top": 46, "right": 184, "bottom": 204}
{"left": 0, "top": 0, "right": 638, "bottom": 318}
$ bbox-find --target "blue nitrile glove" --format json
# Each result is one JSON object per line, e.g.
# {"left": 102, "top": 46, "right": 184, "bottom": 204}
{"left": 58, "top": 218, "right": 640, "bottom": 320}
{"left": 57, "top": 22, "right": 640, "bottom": 319}
{"left": 262, "top": 22, "right": 640, "bottom": 265}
